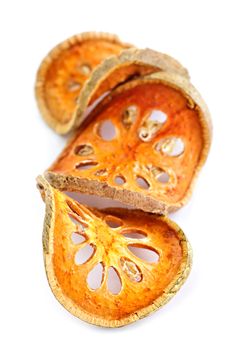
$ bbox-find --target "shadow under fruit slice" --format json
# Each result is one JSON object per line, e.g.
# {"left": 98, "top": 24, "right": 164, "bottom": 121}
{"left": 35, "top": 31, "right": 189, "bottom": 135}
{"left": 37, "top": 176, "right": 192, "bottom": 327}
{"left": 46, "top": 71, "right": 212, "bottom": 214}
{"left": 35, "top": 32, "right": 131, "bottom": 133}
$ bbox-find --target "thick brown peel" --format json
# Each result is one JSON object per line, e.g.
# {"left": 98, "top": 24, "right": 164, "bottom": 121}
{"left": 46, "top": 72, "right": 211, "bottom": 213}
{"left": 37, "top": 176, "right": 192, "bottom": 327}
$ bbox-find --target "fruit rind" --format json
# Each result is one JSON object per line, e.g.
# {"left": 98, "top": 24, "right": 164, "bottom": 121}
{"left": 37, "top": 176, "right": 192, "bottom": 327}
{"left": 74, "top": 48, "right": 190, "bottom": 131}
{"left": 35, "top": 32, "right": 131, "bottom": 134}
{"left": 35, "top": 34, "right": 189, "bottom": 134}
{"left": 45, "top": 71, "right": 212, "bottom": 213}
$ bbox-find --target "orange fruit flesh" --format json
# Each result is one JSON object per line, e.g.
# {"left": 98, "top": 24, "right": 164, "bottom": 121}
{"left": 48, "top": 81, "right": 203, "bottom": 207}
{"left": 42, "top": 38, "right": 129, "bottom": 124}
{"left": 41, "top": 179, "right": 190, "bottom": 326}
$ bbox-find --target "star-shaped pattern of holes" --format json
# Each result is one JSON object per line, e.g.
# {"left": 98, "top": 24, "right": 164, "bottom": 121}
{"left": 67, "top": 200, "right": 161, "bottom": 295}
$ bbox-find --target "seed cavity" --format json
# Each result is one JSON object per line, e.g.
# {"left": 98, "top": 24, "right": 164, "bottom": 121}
{"left": 98, "top": 120, "right": 116, "bottom": 141}
{"left": 148, "top": 110, "right": 167, "bottom": 123}
{"left": 121, "top": 229, "right": 147, "bottom": 239}
{"left": 122, "top": 105, "right": 137, "bottom": 127}
{"left": 74, "top": 144, "right": 94, "bottom": 156}
{"left": 107, "top": 267, "right": 122, "bottom": 295}
{"left": 75, "top": 244, "right": 95, "bottom": 265}
{"left": 75, "top": 161, "right": 98, "bottom": 170}
{"left": 120, "top": 257, "right": 142, "bottom": 282}
{"left": 128, "top": 245, "right": 159, "bottom": 263}
{"left": 105, "top": 215, "right": 123, "bottom": 228}
{"left": 71, "top": 232, "right": 86, "bottom": 244}
{"left": 157, "top": 171, "right": 170, "bottom": 183}
{"left": 136, "top": 176, "right": 150, "bottom": 189}
{"left": 148, "top": 166, "right": 170, "bottom": 184}
{"left": 155, "top": 137, "right": 185, "bottom": 157}
{"left": 138, "top": 110, "right": 167, "bottom": 142}
{"left": 67, "top": 200, "right": 87, "bottom": 224}
{"left": 114, "top": 175, "right": 126, "bottom": 186}
{"left": 87, "top": 262, "right": 104, "bottom": 290}
{"left": 68, "top": 214, "right": 85, "bottom": 232}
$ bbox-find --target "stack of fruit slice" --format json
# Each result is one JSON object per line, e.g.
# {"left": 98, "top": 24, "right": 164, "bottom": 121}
{"left": 35, "top": 32, "right": 212, "bottom": 327}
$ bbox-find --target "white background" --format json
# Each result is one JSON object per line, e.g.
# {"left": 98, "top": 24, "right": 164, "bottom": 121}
{"left": 0, "top": 0, "right": 231, "bottom": 349}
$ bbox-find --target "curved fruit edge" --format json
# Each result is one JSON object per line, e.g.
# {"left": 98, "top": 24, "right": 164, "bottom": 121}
{"left": 37, "top": 175, "right": 192, "bottom": 328}
{"left": 45, "top": 71, "right": 212, "bottom": 214}
{"left": 74, "top": 47, "right": 190, "bottom": 131}
{"left": 35, "top": 32, "right": 132, "bottom": 134}
{"left": 144, "top": 71, "right": 212, "bottom": 212}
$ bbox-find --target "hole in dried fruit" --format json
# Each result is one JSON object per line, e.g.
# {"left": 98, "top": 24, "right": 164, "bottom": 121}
{"left": 79, "top": 63, "right": 91, "bottom": 75}
{"left": 87, "top": 262, "right": 104, "bottom": 290}
{"left": 121, "top": 229, "right": 147, "bottom": 239}
{"left": 157, "top": 172, "right": 170, "bottom": 183}
{"left": 67, "top": 80, "right": 81, "bottom": 92}
{"left": 155, "top": 137, "right": 185, "bottom": 157}
{"left": 128, "top": 245, "right": 159, "bottom": 263}
{"left": 71, "top": 232, "right": 86, "bottom": 244}
{"left": 105, "top": 215, "right": 123, "bottom": 228}
{"left": 120, "top": 257, "right": 142, "bottom": 282}
{"left": 75, "top": 244, "right": 95, "bottom": 265}
{"left": 67, "top": 201, "right": 86, "bottom": 221}
{"left": 136, "top": 176, "right": 150, "bottom": 189}
{"left": 74, "top": 144, "right": 94, "bottom": 156}
{"left": 98, "top": 120, "right": 116, "bottom": 141}
{"left": 75, "top": 161, "right": 98, "bottom": 170}
{"left": 122, "top": 105, "right": 137, "bottom": 127}
{"left": 68, "top": 214, "right": 85, "bottom": 231}
{"left": 107, "top": 267, "right": 122, "bottom": 295}
{"left": 148, "top": 166, "right": 170, "bottom": 184}
{"left": 138, "top": 110, "right": 167, "bottom": 142}
{"left": 148, "top": 110, "right": 167, "bottom": 123}
{"left": 114, "top": 175, "right": 126, "bottom": 185}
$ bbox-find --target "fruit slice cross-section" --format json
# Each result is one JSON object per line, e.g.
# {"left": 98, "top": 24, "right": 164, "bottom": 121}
{"left": 37, "top": 176, "right": 192, "bottom": 327}
{"left": 35, "top": 32, "right": 189, "bottom": 134}
{"left": 35, "top": 32, "right": 131, "bottom": 134}
{"left": 74, "top": 47, "right": 190, "bottom": 131}
{"left": 46, "top": 71, "right": 212, "bottom": 214}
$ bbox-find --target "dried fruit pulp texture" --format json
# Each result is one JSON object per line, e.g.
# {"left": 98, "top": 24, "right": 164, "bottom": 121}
{"left": 44, "top": 39, "right": 127, "bottom": 124}
{"left": 49, "top": 82, "right": 203, "bottom": 206}
{"left": 48, "top": 186, "right": 187, "bottom": 324}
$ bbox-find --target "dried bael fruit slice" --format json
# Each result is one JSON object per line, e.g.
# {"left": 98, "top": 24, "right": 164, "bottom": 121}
{"left": 37, "top": 176, "right": 192, "bottom": 327}
{"left": 35, "top": 31, "right": 189, "bottom": 134}
{"left": 35, "top": 32, "right": 131, "bottom": 133}
{"left": 74, "top": 47, "right": 190, "bottom": 130}
{"left": 46, "top": 71, "right": 212, "bottom": 214}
